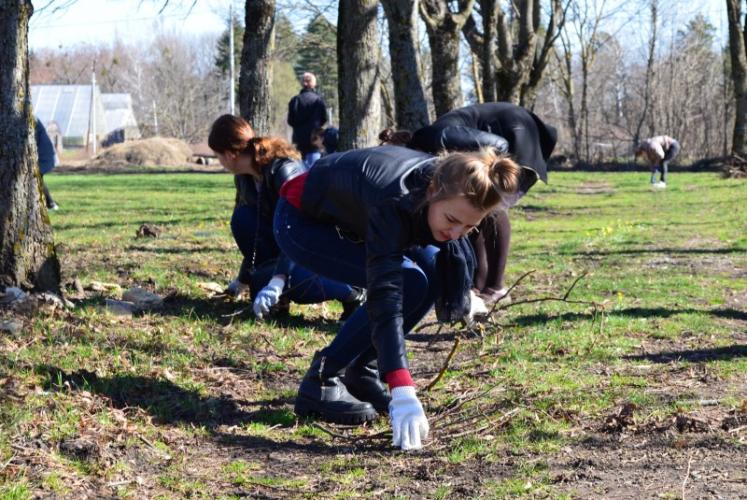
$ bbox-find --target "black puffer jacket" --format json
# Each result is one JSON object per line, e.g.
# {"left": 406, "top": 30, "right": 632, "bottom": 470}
{"left": 409, "top": 102, "right": 558, "bottom": 188}
{"left": 300, "top": 145, "right": 474, "bottom": 376}
{"left": 236, "top": 157, "right": 307, "bottom": 283}
{"left": 287, "top": 88, "right": 328, "bottom": 155}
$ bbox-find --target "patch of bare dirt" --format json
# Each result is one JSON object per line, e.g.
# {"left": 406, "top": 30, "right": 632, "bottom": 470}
{"left": 575, "top": 182, "right": 616, "bottom": 195}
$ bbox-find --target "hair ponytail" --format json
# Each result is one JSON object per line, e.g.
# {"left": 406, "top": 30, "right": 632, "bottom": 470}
{"left": 429, "top": 148, "right": 522, "bottom": 212}
{"left": 489, "top": 153, "right": 522, "bottom": 195}
{"left": 247, "top": 136, "right": 301, "bottom": 167}
{"left": 378, "top": 127, "right": 413, "bottom": 146}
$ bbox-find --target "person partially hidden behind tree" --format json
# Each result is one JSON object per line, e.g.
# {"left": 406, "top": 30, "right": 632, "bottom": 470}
{"left": 287, "top": 72, "right": 328, "bottom": 168}
{"left": 635, "top": 135, "right": 680, "bottom": 189}
{"left": 35, "top": 117, "right": 59, "bottom": 210}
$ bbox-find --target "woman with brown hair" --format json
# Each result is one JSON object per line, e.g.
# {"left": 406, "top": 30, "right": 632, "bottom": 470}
{"left": 273, "top": 144, "right": 522, "bottom": 449}
{"left": 208, "top": 114, "right": 363, "bottom": 319}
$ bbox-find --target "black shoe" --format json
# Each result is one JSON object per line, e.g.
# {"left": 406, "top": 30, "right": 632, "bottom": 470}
{"left": 294, "top": 352, "right": 378, "bottom": 425}
{"left": 270, "top": 295, "right": 291, "bottom": 318}
{"left": 344, "top": 357, "right": 391, "bottom": 414}
{"left": 339, "top": 287, "right": 366, "bottom": 322}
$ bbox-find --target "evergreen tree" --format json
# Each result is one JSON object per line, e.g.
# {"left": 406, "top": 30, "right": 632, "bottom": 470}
{"left": 215, "top": 15, "right": 243, "bottom": 76}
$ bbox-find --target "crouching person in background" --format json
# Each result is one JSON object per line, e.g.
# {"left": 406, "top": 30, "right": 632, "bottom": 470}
{"left": 208, "top": 114, "right": 364, "bottom": 321}
{"left": 636, "top": 135, "right": 680, "bottom": 188}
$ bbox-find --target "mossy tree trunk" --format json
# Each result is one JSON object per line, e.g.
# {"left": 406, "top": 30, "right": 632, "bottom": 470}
{"left": 420, "top": 0, "right": 475, "bottom": 117}
{"left": 239, "top": 0, "right": 275, "bottom": 135}
{"left": 337, "top": 0, "right": 381, "bottom": 150}
{"left": 382, "top": 0, "right": 430, "bottom": 130}
{"left": 726, "top": 0, "right": 747, "bottom": 158}
{"left": 0, "top": 0, "right": 60, "bottom": 292}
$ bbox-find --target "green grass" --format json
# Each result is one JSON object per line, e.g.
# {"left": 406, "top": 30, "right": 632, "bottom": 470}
{"left": 0, "top": 171, "right": 744, "bottom": 497}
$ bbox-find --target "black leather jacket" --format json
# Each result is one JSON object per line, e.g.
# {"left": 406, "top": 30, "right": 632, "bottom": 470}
{"left": 409, "top": 102, "right": 558, "bottom": 188}
{"left": 236, "top": 157, "right": 307, "bottom": 283}
{"left": 287, "top": 88, "right": 328, "bottom": 154}
{"left": 300, "top": 145, "right": 472, "bottom": 376}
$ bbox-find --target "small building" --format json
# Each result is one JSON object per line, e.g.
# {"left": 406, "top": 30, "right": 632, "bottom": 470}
{"left": 100, "top": 93, "right": 141, "bottom": 147}
{"left": 31, "top": 85, "right": 140, "bottom": 149}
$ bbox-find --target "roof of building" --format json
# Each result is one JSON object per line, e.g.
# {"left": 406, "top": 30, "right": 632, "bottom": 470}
{"left": 32, "top": 85, "right": 140, "bottom": 139}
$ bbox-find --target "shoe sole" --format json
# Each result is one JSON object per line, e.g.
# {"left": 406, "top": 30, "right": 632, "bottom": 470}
{"left": 294, "top": 395, "right": 379, "bottom": 425}
{"left": 344, "top": 383, "right": 391, "bottom": 414}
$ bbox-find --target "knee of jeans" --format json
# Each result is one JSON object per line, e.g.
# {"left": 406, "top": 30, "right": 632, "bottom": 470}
{"left": 402, "top": 264, "right": 430, "bottom": 299}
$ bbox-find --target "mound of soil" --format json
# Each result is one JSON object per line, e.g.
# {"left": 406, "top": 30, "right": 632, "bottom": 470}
{"left": 90, "top": 137, "right": 194, "bottom": 168}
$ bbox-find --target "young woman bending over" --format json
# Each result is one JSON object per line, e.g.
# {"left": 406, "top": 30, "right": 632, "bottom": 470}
{"left": 208, "top": 115, "right": 363, "bottom": 320}
{"left": 273, "top": 144, "right": 521, "bottom": 449}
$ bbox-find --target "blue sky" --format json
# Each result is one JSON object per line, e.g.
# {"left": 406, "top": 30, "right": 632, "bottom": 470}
{"left": 29, "top": 0, "right": 229, "bottom": 50}
{"left": 29, "top": 0, "right": 729, "bottom": 52}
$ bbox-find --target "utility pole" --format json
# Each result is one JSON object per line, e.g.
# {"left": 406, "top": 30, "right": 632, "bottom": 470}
{"left": 152, "top": 100, "right": 159, "bottom": 136}
{"left": 229, "top": 2, "right": 235, "bottom": 115}
{"left": 90, "top": 61, "right": 97, "bottom": 156}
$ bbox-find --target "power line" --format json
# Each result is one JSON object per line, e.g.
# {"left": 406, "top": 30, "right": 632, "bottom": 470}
{"left": 30, "top": 8, "right": 217, "bottom": 30}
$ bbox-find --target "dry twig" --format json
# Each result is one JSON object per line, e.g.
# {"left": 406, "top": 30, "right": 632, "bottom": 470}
{"left": 681, "top": 450, "right": 694, "bottom": 500}
{"left": 424, "top": 337, "right": 461, "bottom": 391}
{"left": 311, "top": 423, "right": 389, "bottom": 442}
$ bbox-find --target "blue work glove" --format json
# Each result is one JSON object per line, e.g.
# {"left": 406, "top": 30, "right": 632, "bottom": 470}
{"left": 252, "top": 277, "right": 285, "bottom": 319}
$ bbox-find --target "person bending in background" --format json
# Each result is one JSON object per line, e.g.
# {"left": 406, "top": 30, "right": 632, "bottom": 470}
{"left": 35, "top": 117, "right": 59, "bottom": 210}
{"left": 208, "top": 114, "right": 364, "bottom": 321}
{"left": 635, "top": 135, "right": 680, "bottom": 189}
{"left": 273, "top": 144, "right": 521, "bottom": 449}
{"left": 381, "top": 102, "right": 558, "bottom": 303}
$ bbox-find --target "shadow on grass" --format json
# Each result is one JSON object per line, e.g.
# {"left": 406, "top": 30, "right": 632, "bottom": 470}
{"left": 512, "top": 306, "right": 747, "bottom": 328}
{"left": 39, "top": 366, "right": 244, "bottom": 425}
{"left": 54, "top": 216, "right": 221, "bottom": 231}
{"left": 623, "top": 345, "right": 747, "bottom": 363}
{"left": 126, "top": 245, "right": 227, "bottom": 254}
{"left": 37, "top": 365, "right": 343, "bottom": 455}
{"left": 159, "top": 293, "right": 340, "bottom": 334}
{"left": 561, "top": 246, "right": 745, "bottom": 257}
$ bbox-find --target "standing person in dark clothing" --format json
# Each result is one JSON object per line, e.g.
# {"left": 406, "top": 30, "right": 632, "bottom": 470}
{"left": 208, "top": 114, "right": 363, "bottom": 320}
{"left": 35, "top": 117, "right": 59, "bottom": 210}
{"left": 287, "top": 72, "right": 328, "bottom": 168}
{"left": 273, "top": 145, "right": 521, "bottom": 449}
{"left": 405, "top": 102, "right": 557, "bottom": 303}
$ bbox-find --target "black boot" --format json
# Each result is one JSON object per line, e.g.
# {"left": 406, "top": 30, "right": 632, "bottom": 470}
{"left": 343, "top": 355, "right": 391, "bottom": 414}
{"left": 339, "top": 287, "right": 366, "bottom": 322}
{"left": 295, "top": 352, "right": 378, "bottom": 425}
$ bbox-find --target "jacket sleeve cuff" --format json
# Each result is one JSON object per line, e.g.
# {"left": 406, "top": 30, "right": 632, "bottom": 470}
{"left": 385, "top": 368, "right": 414, "bottom": 389}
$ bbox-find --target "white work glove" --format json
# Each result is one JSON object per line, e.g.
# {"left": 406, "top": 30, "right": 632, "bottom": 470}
{"left": 389, "top": 386, "right": 429, "bottom": 450}
{"left": 464, "top": 290, "right": 488, "bottom": 323}
{"left": 226, "top": 279, "right": 249, "bottom": 297}
{"left": 252, "top": 277, "right": 285, "bottom": 319}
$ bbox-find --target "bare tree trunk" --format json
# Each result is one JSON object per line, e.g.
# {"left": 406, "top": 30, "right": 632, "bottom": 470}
{"left": 555, "top": 20, "right": 581, "bottom": 159}
{"left": 726, "top": 0, "right": 747, "bottom": 156}
{"left": 420, "top": 0, "right": 475, "bottom": 117}
{"left": 382, "top": 0, "right": 430, "bottom": 130}
{"left": 239, "top": 0, "right": 275, "bottom": 135}
{"left": 338, "top": 0, "right": 381, "bottom": 150}
{"left": 0, "top": 0, "right": 60, "bottom": 291}
{"left": 633, "top": 1, "right": 657, "bottom": 146}
{"left": 494, "top": 0, "right": 565, "bottom": 106}
{"left": 463, "top": 0, "right": 497, "bottom": 103}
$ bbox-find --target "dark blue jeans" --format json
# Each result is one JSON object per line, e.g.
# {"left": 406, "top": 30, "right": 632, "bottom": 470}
{"left": 273, "top": 198, "right": 440, "bottom": 369}
{"left": 231, "top": 203, "right": 354, "bottom": 304}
